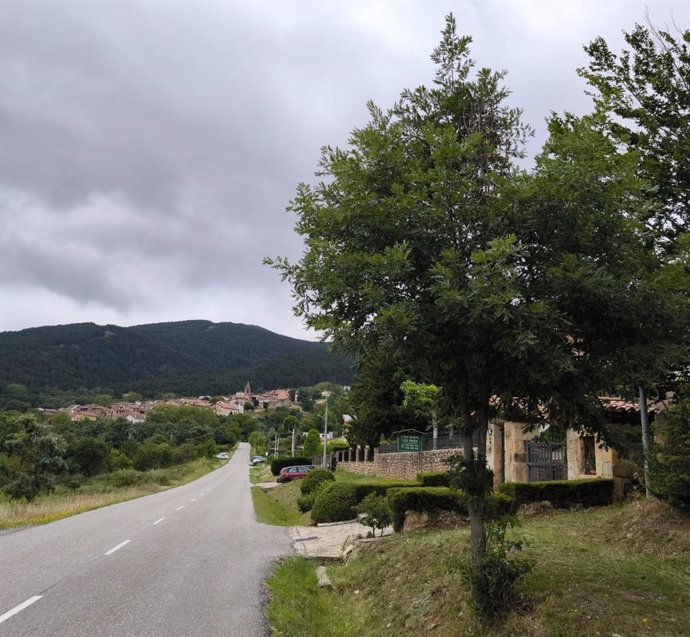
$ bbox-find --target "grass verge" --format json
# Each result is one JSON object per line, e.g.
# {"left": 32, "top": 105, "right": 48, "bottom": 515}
{"left": 251, "top": 479, "right": 311, "bottom": 526}
{"left": 266, "top": 498, "right": 690, "bottom": 636}
{"left": 0, "top": 457, "right": 222, "bottom": 529}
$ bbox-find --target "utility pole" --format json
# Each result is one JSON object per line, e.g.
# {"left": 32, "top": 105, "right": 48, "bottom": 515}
{"left": 322, "top": 400, "right": 328, "bottom": 468}
{"left": 639, "top": 386, "right": 652, "bottom": 497}
{"left": 291, "top": 427, "right": 296, "bottom": 457}
{"left": 322, "top": 391, "right": 331, "bottom": 469}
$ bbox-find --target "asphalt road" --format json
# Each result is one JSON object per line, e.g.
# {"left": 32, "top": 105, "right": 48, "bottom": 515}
{"left": 0, "top": 442, "right": 290, "bottom": 636}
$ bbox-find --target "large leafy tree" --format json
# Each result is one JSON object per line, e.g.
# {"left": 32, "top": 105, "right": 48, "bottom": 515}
{"left": 268, "top": 15, "right": 646, "bottom": 595}
{"left": 580, "top": 22, "right": 690, "bottom": 490}
{"left": 581, "top": 22, "right": 690, "bottom": 247}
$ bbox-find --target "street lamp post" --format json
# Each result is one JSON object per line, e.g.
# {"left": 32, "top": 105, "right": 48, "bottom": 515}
{"left": 322, "top": 391, "right": 331, "bottom": 469}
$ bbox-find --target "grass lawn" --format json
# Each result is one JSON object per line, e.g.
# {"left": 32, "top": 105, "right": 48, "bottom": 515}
{"left": 251, "top": 478, "right": 311, "bottom": 526}
{"left": 0, "top": 456, "right": 224, "bottom": 529}
{"left": 266, "top": 498, "right": 690, "bottom": 637}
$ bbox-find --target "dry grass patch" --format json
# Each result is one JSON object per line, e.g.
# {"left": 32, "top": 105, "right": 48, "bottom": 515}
{"left": 609, "top": 496, "right": 690, "bottom": 557}
{"left": 0, "top": 457, "right": 220, "bottom": 529}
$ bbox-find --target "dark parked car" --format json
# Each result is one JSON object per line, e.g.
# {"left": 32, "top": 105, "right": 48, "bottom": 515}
{"left": 276, "top": 464, "right": 315, "bottom": 483}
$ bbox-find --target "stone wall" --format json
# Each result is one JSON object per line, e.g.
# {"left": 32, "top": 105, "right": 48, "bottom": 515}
{"left": 336, "top": 447, "right": 462, "bottom": 482}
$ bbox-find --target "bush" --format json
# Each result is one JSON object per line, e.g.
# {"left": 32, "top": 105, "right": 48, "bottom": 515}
{"left": 388, "top": 487, "right": 514, "bottom": 532}
{"left": 465, "top": 518, "right": 532, "bottom": 618}
{"left": 498, "top": 478, "right": 614, "bottom": 509}
{"left": 107, "top": 449, "right": 133, "bottom": 471}
{"left": 349, "top": 479, "right": 419, "bottom": 503}
{"left": 102, "top": 469, "right": 145, "bottom": 488}
{"left": 297, "top": 492, "right": 318, "bottom": 512}
{"left": 357, "top": 493, "right": 392, "bottom": 536}
{"left": 417, "top": 471, "right": 451, "bottom": 487}
{"left": 300, "top": 468, "right": 335, "bottom": 495}
{"left": 651, "top": 396, "right": 690, "bottom": 509}
{"left": 311, "top": 482, "right": 358, "bottom": 524}
{"left": 388, "top": 486, "right": 465, "bottom": 532}
{"left": 3, "top": 473, "right": 39, "bottom": 501}
{"left": 270, "top": 456, "right": 312, "bottom": 476}
{"left": 133, "top": 443, "right": 175, "bottom": 471}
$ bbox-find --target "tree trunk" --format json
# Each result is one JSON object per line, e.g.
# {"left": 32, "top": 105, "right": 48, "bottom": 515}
{"left": 462, "top": 407, "right": 490, "bottom": 587}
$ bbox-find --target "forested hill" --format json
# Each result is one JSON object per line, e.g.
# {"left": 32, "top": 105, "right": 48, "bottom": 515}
{"left": 0, "top": 320, "right": 354, "bottom": 405}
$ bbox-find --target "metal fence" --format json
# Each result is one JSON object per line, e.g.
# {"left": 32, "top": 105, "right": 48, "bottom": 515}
{"left": 379, "top": 432, "right": 467, "bottom": 454}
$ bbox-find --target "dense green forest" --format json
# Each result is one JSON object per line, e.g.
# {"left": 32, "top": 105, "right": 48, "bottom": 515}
{"left": 0, "top": 320, "right": 354, "bottom": 408}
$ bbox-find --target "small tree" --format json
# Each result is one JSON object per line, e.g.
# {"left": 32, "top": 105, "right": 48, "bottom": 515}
{"left": 248, "top": 430, "right": 267, "bottom": 456}
{"left": 303, "top": 429, "right": 321, "bottom": 459}
{"left": 651, "top": 392, "right": 690, "bottom": 509}
{"left": 401, "top": 380, "right": 441, "bottom": 443}
{"left": 357, "top": 493, "right": 392, "bottom": 537}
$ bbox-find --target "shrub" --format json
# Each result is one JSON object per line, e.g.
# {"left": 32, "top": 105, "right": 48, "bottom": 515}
{"left": 464, "top": 518, "right": 532, "bottom": 618}
{"left": 107, "top": 449, "right": 133, "bottom": 471}
{"left": 417, "top": 471, "right": 450, "bottom": 487}
{"left": 498, "top": 478, "right": 614, "bottom": 509}
{"left": 357, "top": 493, "right": 392, "bottom": 536}
{"left": 103, "top": 469, "right": 145, "bottom": 488}
{"left": 133, "top": 443, "right": 175, "bottom": 471}
{"left": 3, "top": 473, "right": 39, "bottom": 501}
{"left": 651, "top": 396, "right": 690, "bottom": 509}
{"left": 388, "top": 486, "right": 465, "bottom": 532}
{"left": 349, "top": 479, "right": 419, "bottom": 503}
{"left": 388, "top": 487, "right": 514, "bottom": 532}
{"left": 311, "top": 482, "right": 358, "bottom": 524}
{"left": 300, "top": 468, "right": 335, "bottom": 495}
{"left": 297, "top": 492, "right": 318, "bottom": 512}
{"left": 270, "top": 456, "right": 312, "bottom": 476}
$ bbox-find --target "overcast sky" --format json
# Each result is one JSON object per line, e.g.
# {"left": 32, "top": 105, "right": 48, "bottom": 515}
{"left": 1, "top": 0, "right": 688, "bottom": 340}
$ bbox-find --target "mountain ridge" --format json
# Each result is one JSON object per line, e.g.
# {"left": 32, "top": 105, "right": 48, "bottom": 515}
{"left": 0, "top": 320, "right": 353, "bottom": 404}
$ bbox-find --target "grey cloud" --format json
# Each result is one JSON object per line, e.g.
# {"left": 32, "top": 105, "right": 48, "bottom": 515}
{"left": 0, "top": 0, "right": 688, "bottom": 337}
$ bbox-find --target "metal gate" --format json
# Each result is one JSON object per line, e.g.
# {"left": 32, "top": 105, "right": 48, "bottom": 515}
{"left": 525, "top": 440, "right": 567, "bottom": 482}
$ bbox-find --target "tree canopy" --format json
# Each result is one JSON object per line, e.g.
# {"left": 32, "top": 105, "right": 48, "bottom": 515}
{"left": 267, "top": 13, "right": 686, "bottom": 600}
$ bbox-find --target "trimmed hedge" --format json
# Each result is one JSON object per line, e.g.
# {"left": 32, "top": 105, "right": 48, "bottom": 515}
{"left": 349, "top": 479, "right": 419, "bottom": 503}
{"left": 300, "top": 468, "right": 335, "bottom": 495}
{"left": 388, "top": 487, "right": 516, "bottom": 532}
{"left": 417, "top": 471, "right": 451, "bottom": 487}
{"left": 270, "top": 456, "right": 312, "bottom": 476}
{"left": 388, "top": 487, "right": 466, "bottom": 532}
{"left": 498, "top": 478, "right": 614, "bottom": 509}
{"left": 311, "top": 482, "right": 358, "bottom": 524}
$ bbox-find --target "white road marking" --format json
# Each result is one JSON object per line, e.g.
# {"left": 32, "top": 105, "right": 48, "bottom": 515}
{"left": 153, "top": 517, "right": 165, "bottom": 525}
{"left": 105, "top": 539, "right": 131, "bottom": 556}
{"left": 0, "top": 596, "right": 42, "bottom": 624}
{"left": 176, "top": 505, "right": 184, "bottom": 511}
{"left": 190, "top": 498, "right": 197, "bottom": 502}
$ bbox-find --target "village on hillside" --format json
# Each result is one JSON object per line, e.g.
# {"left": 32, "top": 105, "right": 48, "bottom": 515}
{"left": 55, "top": 382, "right": 293, "bottom": 424}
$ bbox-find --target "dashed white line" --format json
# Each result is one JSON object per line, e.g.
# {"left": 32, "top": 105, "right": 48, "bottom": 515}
{"left": 153, "top": 517, "right": 165, "bottom": 525}
{"left": 190, "top": 498, "right": 197, "bottom": 502}
{"left": 0, "top": 596, "right": 42, "bottom": 624}
{"left": 176, "top": 505, "right": 184, "bottom": 511}
{"left": 105, "top": 539, "right": 131, "bottom": 556}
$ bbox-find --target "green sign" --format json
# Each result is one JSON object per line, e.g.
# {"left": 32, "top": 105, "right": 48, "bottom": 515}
{"left": 398, "top": 434, "right": 422, "bottom": 452}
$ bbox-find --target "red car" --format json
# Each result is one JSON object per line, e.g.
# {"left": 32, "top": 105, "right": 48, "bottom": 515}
{"left": 277, "top": 464, "right": 315, "bottom": 483}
